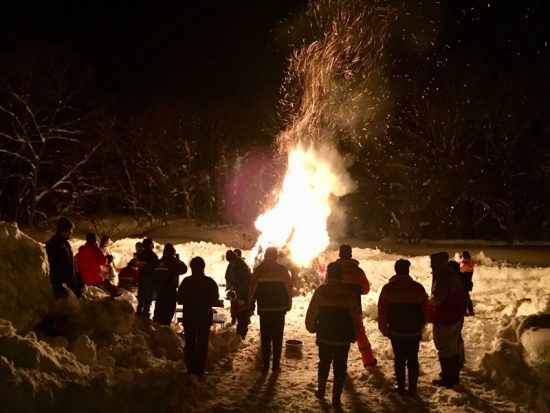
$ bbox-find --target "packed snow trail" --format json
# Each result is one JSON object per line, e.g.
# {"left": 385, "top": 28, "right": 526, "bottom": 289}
{"left": 189, "top": 304, "right": 532, "bottom": 413}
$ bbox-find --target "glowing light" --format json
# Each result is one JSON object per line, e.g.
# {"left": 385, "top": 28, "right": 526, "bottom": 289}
{"left": 250, "top": 145, "right": 346, "bottom": 267}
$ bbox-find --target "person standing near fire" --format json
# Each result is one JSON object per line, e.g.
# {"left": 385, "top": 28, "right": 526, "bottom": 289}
{"left": 378, "top": 259, "right": 428, "bottom": 397}
{"left": 45, "top": 217, "right": 81, "bottom": 299}
{"left": 225, "top": 249, "right": 252, "bottom": 339}
{"left": 460, "top": 251, "right": 475, "bottom": 316}
{"left": 249, "top": 246, "right": 293, "bottom": 373}
{"left": 136, "top": 238, "right": 159, "bottom": 317}
{"left": 336, "top": 244, "right": 377, "bottom": 368}
{"left": 306, "top": 261, "right": 359, "bottom": 408}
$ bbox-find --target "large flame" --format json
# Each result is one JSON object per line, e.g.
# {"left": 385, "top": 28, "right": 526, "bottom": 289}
{"left": 251, "top": 145, "right": 348, "bottom": 267}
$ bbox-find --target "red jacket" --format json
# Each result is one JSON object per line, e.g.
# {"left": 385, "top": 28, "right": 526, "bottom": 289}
{"left": 77, "top": 243, "right": 107, "bottom": 285}
{"left": 334, "top": 258, "right": 370, "bottom": 310}
{"left": 118, "top": 265, "right": 138, "bottom": 287}
{"left": 460, "top": 258, "right": 474, "bottom": 274}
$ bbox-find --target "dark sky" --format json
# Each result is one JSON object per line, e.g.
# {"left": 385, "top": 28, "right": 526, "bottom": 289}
{"left": 0, "top": 1, "right": 548, "bottom": 125}
{"left": 0, "top": 0, "right": 308, "bottom": 115}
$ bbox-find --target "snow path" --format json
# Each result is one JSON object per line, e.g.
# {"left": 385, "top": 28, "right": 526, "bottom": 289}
{"left": 191, "top": 310, "right": 531, "bottom": 413}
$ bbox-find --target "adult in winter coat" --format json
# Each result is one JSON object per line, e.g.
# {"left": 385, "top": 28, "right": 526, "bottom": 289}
{"left": 177, "top": 256, "right": 219, "bottom": 376}
{"left": 45, "top": 217, "right": 80, "bottom": 299}
{"left": 77, "top": 233, "right": 107, "bottom": 286}
{"left": 429, "top": 251, "right": 465, "bottom": 388}
{"left": 306, "top": 262, "right": 359, "bottom": 408}
{"left": 225, "top": 250, "right": 252, "bottom": 339}
{"left": 136, "top": 238, "right": 159, "bottom": 317}
{"left": 460, "top": 251, "right": 475, "bottom": 316}
{"left": 153, "top": 243, "right": 187, "bottom": 325}
{"left": 249, "top": 246, "right": 292, "bottom": 373}
{"left": 336, "top": 244, "right": 377, "bottom": 368}
{"left": 378, "top": 259, "right": 429, "bottom": 397}
{"left": 448, "top": 260, "right": 466, "bottom": 369}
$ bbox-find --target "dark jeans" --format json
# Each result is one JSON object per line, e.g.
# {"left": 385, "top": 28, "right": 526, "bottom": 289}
{"left": 390, "top": 336, "right": 420, "bottom": 373}
{"left": 259, "top": 311, "right": 285, "bottom": 369}
{"left": 318, "top": 343, "right": 350, "bottom": 383}
{"left": 236, "top": 311, "right": 250, "bottom": 339}
{"left": 153, "top": 296, "right": 176, "bottom": 325}
{"left": 184, "top": 319, "right": 211, "bottom": 376}
{"left": 137, "top": 285, "right": 154, "bottom": 316}
{"left": 466, "top": 292, "right": 474, "bottom": 314}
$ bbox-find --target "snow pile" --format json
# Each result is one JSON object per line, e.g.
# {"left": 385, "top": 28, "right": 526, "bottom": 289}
{"left": 0, "top": 223, "right": 242, "bottom": 413}
{"left": 0, "top": 222, "right": 54, "bottom": 332}
{"left": 481, "top": 298, "right": 550, "bottom": 411}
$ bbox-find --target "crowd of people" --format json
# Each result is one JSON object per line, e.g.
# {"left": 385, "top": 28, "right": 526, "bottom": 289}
{"left": 45, "top": 217, "right": 476, "bottom": 407}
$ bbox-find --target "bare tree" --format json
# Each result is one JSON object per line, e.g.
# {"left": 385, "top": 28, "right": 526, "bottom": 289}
{"left": 0, "top": 58, "right": 101, "bottom": 226}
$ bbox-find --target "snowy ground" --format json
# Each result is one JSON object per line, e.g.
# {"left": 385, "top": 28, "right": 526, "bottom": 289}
{"left": 1, "top": 221, "right": 549, "bottom": 413}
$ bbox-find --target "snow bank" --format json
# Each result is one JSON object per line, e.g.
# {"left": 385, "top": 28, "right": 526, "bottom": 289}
{"left": 0, "top": 224, "right": 243, "bottom": 413}
{"left": 0, "top": 222, "right": 54, "bottom": 332}
{"left": 481, "top": 299, "right": 550, "bottom": 411}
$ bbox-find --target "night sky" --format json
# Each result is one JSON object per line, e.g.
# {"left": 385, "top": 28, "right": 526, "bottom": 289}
{"left": 1, "top": 1, "right": 548, "bottom": 125}
{"left": 0, "top": 0, "right": 308, "bottom": 116}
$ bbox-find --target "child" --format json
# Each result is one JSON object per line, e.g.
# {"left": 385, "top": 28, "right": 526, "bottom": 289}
{"left": 119, "top": 258, "right": 139, "bottom": 290}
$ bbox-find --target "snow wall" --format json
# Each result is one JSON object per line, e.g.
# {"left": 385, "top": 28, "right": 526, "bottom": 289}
{"left": 481, "top": 298, "right": 550, "bottom": 411}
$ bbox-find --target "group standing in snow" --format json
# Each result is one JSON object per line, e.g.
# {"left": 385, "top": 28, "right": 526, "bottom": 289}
{"left": 45, "top": 216, "right": 477, "bottom": 406}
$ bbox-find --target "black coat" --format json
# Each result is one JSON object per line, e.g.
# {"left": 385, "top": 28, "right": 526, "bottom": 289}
{"left": 154, "top": 255, "right": 187, "bottom": 299}
{"left": 177, "top": 273, "right": 219, "bottom": 325}
{"left": 45, "top": 234, "right": 76, "bottom": 298}
{"left": 231, "top": 258, "right": 251, "bottom": 301}
{"left": 137, "top": 249, "right": 160, "bottom": 289}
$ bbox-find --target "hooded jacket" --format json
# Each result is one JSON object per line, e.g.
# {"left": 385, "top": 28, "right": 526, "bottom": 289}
{"left": 431, "top": 267, "right": 465, "bottom": 325}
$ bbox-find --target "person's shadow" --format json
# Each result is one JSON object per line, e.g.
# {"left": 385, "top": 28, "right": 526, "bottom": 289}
{"left": 344, "top": 369, "right": 430, "bottom": 413}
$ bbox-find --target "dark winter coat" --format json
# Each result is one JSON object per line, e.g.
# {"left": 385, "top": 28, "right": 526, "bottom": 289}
{"left": 153, "top": 255, "right": 187, "bottom": 325}
{"left": 305, "top": 279, "right": 359, "bottom": 345}
{"left": 430, "top": 267, "right": 465, "bottom": 325}
{"left": 249, "top": 259, "right": 292, "bottom": 313}
{"left": 154, "top": 255, "right": 188, "bottom": 300}
{"left": 45, "top": 234, "right": 76, "bottom": 298}
{"left": 137, "top": 249, "right": 160, "bottom": 291}
{"left": 177, "top": 273, "right": 219, "bottom": 325}
{"left": 76, "top": 243, "right": 107, "bottom": 285}
{"left": 378, "top": 274, "right": 429, "bottom": 338}
{"left": 231, "top": 258, "right": 251, "bottom": 301}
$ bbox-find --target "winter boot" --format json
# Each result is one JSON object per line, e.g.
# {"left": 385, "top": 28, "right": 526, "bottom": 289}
{"left": 449, "top": 354, "right": 460, "bottom": 386}
{"left": 315, "top": 378, "right": 327, "bottom": 399}
{"left": 394, "top": 364, "right": 406, "bottom": 395}
{"left": 332, "top": 380, "right": 345, "bottom": 407}
{"left": 432, "top": 357, "right": 455, "bottom": 388}
{"left": 272, "top": 354, "right": 281, "bottom": 373}
{"left": 408, "top": 369, "right": 419, "bottom": 397}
